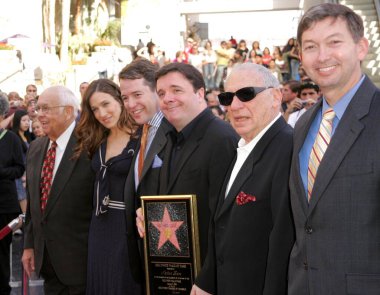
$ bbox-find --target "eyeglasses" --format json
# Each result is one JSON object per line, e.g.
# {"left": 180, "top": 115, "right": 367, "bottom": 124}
{"left": 35, "top": 105, "right": 67, "bottom": 114}
{"left": 218, "top": 86, "right": 273, "bottom": 106}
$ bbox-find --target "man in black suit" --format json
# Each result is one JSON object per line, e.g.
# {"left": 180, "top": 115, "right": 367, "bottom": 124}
{"left": 22, "top": 86, "right": 94, "bottom": 294}
{"left": 119, "top": 59, "right": 171, "bottom": 284}
{"left": 192, "top": 63, "right": 295, "bottom": 295}
{"left": 288, "top": 4, "right": 380, "bottom": 294}
{"left": 136, "top": 63, "right": 239, "bottom": 265}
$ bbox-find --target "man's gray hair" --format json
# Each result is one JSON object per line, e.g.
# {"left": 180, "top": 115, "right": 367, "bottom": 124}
{"left": 0, "top": 92, "right": 9, "bottom": 117}
{"left": 51, "top": 86, "right": 80, "bottom": 117}
{"left": 229, "top": 63, "right": 280, "bottom": 88}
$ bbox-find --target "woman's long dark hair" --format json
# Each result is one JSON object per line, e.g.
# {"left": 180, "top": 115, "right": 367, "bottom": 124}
{"left": 12, "top": 109, "right": 32, "bottom": 153}
{"left": 74, "top": 79, "right": 138, "bottom": 159}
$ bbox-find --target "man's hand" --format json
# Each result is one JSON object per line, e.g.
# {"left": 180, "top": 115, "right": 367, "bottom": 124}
{"left": 22, "top": 248, "right": 35, "bottom": 277}
{"left": 136, "top": 208, "right": 145, "bottom": 238}
{"left": 190, "top": 284, "right": 212, "bottom": 295}
{"left": 286, "top": 98, "right": 303, "bottom": 114}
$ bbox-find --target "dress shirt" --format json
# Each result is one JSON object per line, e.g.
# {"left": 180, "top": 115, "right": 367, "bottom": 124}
{"left": 49, "top": 120, "right": 75, "bottom": 182}
{"left": 225, "top": 113, "right": 281, "bottom": 196}
{"left": 134, "top": 111, "right": 164, "bottom": 190}
{"left": 168, "top": 109, "right": 209, "bottom": 183}
{"left": 288, "top": 108, "right": 307, "bottom": 128}
{"left": 299, "top": 75, "right": 365, "bottom": 199}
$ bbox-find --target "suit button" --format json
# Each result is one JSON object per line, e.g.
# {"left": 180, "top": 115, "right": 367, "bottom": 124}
{"left": 305, "top": 225, "right": 313, "bottom": 234}
{"left": 303, "top": 261, "right": 308, "bottom": 270}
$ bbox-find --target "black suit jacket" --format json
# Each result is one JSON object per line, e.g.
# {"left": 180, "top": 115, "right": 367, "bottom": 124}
{"left": 159, "top": 109, "right": 239, "bottom": 263}
{"left": 24, "top": 131, "right": 94, "bottom": 286}
{"left": 196, "top": 117, "right": 295, "bottom": 295}
{"left": 288, "top": 76, "right": 380, "bottom": 294}
{"left": 124, "top": 118, "right": 171, "bottom": 282}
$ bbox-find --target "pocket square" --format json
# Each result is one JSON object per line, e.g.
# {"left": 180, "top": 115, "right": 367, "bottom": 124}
{"left": 152, "top": 155, "right": 163, "bottom": 168}
{"left": 236, "top": 191, "right": 257, "bottom": 205}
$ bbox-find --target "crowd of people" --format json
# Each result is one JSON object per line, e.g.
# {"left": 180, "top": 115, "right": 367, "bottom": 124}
{"left": 0, "top": 3, "right": 379, "bottom": 295}
{"left": 134, "top": 34, "right": 305, "bottom": 92}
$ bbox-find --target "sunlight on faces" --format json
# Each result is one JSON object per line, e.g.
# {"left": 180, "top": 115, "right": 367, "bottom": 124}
{"left": 157, "top": 72, "right": 206, "bottom": 131}
{"left": 37, "top": 90, "right": 74, "bottom": 141}
{"left": 300, "top": 17, "right": 368, "bottom": 101}
{"left": 225, "top": 69, "right": 281, "bottom": 143}
{"left": 89, "top": 92, "right": 122, "bottom": 130}
{"left": 20, "top": 115, "right": 30, "bottom": 132}
{"left": 300, "top": 88, "right": 319, "bottom": 101}
{"left": 32, "top": 120, "right": 45, "bottom": 137}
{"left": 120, "top": 78, "right": 159, "bottom": 125}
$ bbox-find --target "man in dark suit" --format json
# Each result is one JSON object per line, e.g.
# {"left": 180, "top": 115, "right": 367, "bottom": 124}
{"left": 119, "top": 59, "right": 171, "bottom": 284}
{"left": 136, "top": 63, "right": 239, "bottom": 265}
{"left": 22, "top": 86, "right": 94, "bottom": 294}
{"left": 192, "top": 63, "right": 295, "bottom": 294}
{"left": 288, "top": 4, "right": 380, "bottom": 294}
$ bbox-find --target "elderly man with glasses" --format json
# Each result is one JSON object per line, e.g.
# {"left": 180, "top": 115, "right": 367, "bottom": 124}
{"left": 22, "top": 86, "right": 94, "bottom": 295}
{"left": 192, "top": 63, "right": 294, "bottom": 295}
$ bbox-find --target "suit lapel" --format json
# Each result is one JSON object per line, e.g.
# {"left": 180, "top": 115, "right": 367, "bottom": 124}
{"left": 293, "top": 101, "right": 323, "bottom": 216}
{"left": 44, "top": 132, "right": 78, "bottom": 217}
{"left": 29, "top": 137, "right": 49, "bottom": 220}
{"left": 308, "top": 77, "right": 374, "bottom": 214}
{"left": 165, "top": 113, "right": 214, "bottom": 193}
{"left": 140, "top": 122, "right": 168, "bottom": 182}
{"left": 216, "top": 117, "right": 286, "bottom": 219}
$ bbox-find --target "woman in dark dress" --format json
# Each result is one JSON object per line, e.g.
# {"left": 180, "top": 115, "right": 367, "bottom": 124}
{"left": 75, "top": 79, "right": 141, "bottom": 294}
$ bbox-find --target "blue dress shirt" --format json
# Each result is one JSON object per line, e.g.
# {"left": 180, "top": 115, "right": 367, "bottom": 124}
{"left": 299, "top": 75, "right": 365, "bottom": 200}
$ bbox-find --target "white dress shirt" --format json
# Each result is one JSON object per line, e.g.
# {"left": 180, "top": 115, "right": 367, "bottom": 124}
{"left": 49, "top": 120, "right": 76, "bottom": 182}
{"left": 225, "top": 114, "right": 281, "bottom": 197}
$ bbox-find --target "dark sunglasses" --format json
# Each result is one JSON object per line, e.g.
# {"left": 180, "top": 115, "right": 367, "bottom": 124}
{"left": 218, "top": 86, "right": 273, "bottom": 106}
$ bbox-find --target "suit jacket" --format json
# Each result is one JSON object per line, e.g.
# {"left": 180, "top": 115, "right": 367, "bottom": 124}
{"left": 288, "top": 76, "right": 380, "bottom": 295}
{"left": 159, "top": 109, "right": 239, "bottom": 263}
{"left": 124, "top": 119, "right": 171, "bottom": 283}
{"left": 24, "top": 131, "right": 94, "bottom": 286}
{"left": 196, "top": 116, "right": 295, "bottom": 295}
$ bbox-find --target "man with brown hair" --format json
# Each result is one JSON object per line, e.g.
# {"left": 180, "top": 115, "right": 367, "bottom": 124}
{"left": 288, "top": 3, "right": 380, "bottom": 294}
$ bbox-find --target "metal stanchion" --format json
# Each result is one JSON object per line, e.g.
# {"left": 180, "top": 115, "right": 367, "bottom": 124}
{"left": 0, "top": 214, "right": 29, "bottom": 294}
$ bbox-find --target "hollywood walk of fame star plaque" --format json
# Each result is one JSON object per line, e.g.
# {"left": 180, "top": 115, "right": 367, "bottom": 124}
{"left": 141, "top": 195, "right": 200, "bottom": 295}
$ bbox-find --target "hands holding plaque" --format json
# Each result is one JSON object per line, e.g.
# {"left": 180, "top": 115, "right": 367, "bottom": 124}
{"left": 139, "top": 195, "right": 201, "bottom": 295}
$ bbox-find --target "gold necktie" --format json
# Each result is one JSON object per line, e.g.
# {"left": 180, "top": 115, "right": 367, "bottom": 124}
{"left": 138, "top": 124, "right": 150, "bottom": 179}
{"left": 307, "top": 108, "right": 335, "bottom": 202}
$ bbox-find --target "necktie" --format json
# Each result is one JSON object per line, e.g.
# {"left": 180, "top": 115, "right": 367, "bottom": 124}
{"left": 138, "top": 124, "right": 150, "bottom": 179}
{"left": 307, "top": 108, "right": 335, "bottom": 202}
{"left": 40, "top": 141, "right": 57, "bottom": 211}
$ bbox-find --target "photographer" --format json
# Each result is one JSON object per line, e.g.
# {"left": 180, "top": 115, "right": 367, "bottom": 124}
{"left": 287, "top": 82, "right": 320, "bottom": 127}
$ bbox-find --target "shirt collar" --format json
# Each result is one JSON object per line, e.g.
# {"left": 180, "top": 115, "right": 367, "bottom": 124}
{"left": 322, "top": 74, "right": 365, "bottom": 120}
{"left": 238, "top": 113, "right": 281, "bottom": 151}
{"left": 147, "top": 111, "right": 164, "bottom": 128}
{"left": 51, "top": 120, "right": 75, "bottom": 150}
{"left": 169, "top": 108, "right": 208, "bottom": 141}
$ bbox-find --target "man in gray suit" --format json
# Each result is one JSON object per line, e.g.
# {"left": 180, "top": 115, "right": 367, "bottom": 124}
{"left": 22, "top": 86, "right": 94, "bottom": 294}
{"left": 120, "top": 59, "right": 170, "bottom": 284}
{"left": 288, "top": 3, "right": 380, "bottom": 294}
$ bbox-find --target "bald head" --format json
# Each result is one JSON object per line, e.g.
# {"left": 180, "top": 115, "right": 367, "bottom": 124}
{"left": 223, "top": 63, "right": 282, "bottom": 142}
{"left": 37, "top": 86, "right": 79, "bottom": 141}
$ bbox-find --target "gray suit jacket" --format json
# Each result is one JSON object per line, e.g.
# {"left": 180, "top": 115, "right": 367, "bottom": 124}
{"left": 288, "top": 76, "right": 380, "bottom": 295}
{"left": 124, "top": 119, "right": 170, "bottom": 282}
{"left": 24, "top": 132, "right": 94, "bottom": 286}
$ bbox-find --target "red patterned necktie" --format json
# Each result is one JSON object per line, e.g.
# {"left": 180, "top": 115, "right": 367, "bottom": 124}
{"left": 40, "top": 141, "right": 57, "bottom": 211}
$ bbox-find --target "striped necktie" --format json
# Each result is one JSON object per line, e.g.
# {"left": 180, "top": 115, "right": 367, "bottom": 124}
{"left": 307, "top": 108, "right": 335, "bottom": 202}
